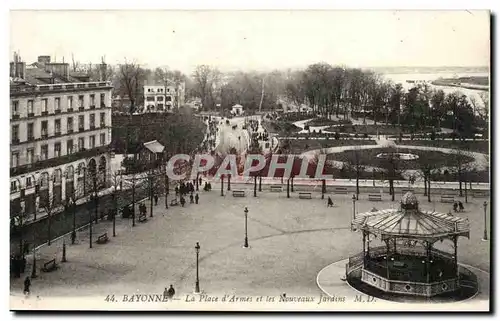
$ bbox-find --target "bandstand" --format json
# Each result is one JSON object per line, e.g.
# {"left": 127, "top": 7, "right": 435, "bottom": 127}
{"left": 346, "top": 192, "right": 473, "bottom": 298}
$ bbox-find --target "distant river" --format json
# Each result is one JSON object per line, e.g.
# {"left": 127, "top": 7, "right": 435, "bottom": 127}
{"left": 382, "top": 72, "right": 489, "bottom": 110}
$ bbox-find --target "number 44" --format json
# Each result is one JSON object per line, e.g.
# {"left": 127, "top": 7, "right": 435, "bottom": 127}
{"left": 105, "top": 295, "right": 116, "bottom": 302}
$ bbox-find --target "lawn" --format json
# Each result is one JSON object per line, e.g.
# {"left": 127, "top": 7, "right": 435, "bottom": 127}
{"left": 284, "top": 139, "right": 376, "bottom": 154}
{"left": 324, "top": 124, "right": 434, "bottom": 135}
{"left": 262, "top": 120, "right": 302, "bottom": 135}
{"left": 306, "top": 118, "right": 352, "bottom": 127}
{"left": 327, "top": 147, "right": 475, "bottom": 171}
{"left": 397, "top": 140, "right": 489, "bottom": 154}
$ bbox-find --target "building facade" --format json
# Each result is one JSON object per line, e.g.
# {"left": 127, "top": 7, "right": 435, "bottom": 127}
{"left": 143, "top": 82, "right": 185, "bottom": 113}
{"left": 10, "top": 54, "right": 113, "bottom": 218}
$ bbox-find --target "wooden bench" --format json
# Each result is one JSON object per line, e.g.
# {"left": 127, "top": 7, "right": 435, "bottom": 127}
{"left": 270, "top": 185, "right": 283, "bottom": 192}
{"left": 440, "top": 195, "right": 455, "bottom": 203}
{"left": 139, "top": 214, "right": 147, "bottom": 223}
{"left": 41, "top": 259, "right": 58, "bottom": 272}
{"left": 97, "top": 233, "right": 109, "bottom": 244}
{"left": 232, "top": 190, "right": 246, "bottom": 197}
{"left": 368, "top": 194, "right": 382, "bottom": 201}
{"left": 473, "top": 191, "right": 489, "bottom": 198}
{"left": 334, "top": 187, "right": 348, "bottom": 195}
{"left": 299, "top": 192, "right": 312, "bottom": 199}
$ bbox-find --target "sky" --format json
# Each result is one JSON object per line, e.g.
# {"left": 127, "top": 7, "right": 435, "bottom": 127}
{"left": 9, "top": 10, "right": 490, "bottom": 73}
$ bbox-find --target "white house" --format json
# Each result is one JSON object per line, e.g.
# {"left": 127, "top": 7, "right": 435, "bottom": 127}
{"left": 231, "top": 104, "right": 244, "bottom": 116}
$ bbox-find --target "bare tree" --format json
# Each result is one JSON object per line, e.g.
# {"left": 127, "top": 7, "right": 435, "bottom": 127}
{"left": 118, "top": 59, "right": 145, "bottom": 114}
{"left": 339, "top": 147, "right": 365, "bottom": 200}
{"left": 40, "top": 191, "right": 62, "bottom": 246}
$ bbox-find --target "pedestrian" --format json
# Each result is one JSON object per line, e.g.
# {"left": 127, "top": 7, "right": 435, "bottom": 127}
{"left": 154, "top": 194, "right": 159, "bottom": 206}
{"left": 180, "top": 196, "right": 185, "bottom": 207}
{"left": 23, "top": 276, "right": 31, "bottom": 295}
{"left": 175, "top": 186, "right": 179, "bottom": 196}
{"left": 453, "top": 202, "right": 458, "bottom": 213}
{"left": 199, "top": 177, "right": 202, "bottom": 186}
{"left": 458, "top": 201, "right": 464, "bottom": 212}
{"left": 190, "top": 193, "right": 194, "bottom": 204}
{"left": 71, "top": 230, "right": 76, "bottom": 244}
{"left": 327, "top": 197, "right": 334, "bottom": 207}
{"left": 195, "top": 193, "right": 199, "bottom": 204}
{"left": 167, "top": 284, "right": 175, "bottom": 298}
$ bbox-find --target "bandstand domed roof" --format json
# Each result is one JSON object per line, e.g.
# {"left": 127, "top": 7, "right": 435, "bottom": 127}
{"left": 352, "top": 193, "right": 470, "bottom": 240}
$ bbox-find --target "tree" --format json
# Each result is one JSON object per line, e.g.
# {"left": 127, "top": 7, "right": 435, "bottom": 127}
{"left": 40, "top": 191, "right": 62, "bottom": 246}
{"left": 192, "top": 65, "right": 221, "bottom": 111}
{"left": 117, "top": 59, "right": 146, "bottom": 113}
{"left": 339, "top": 147, "right": 365, "bottom": 200}
{"left": 378, "top": 149, "right": 406, "bottom": 201}
{"left": 450, "top": 144, "right": 474, "bottom": 198}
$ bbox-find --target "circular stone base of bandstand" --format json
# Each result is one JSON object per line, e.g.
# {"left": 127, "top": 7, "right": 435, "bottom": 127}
{"left": 317, "top": 259, "right": 487, "bottom": 304}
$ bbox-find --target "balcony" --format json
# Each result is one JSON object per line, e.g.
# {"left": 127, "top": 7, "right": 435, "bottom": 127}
{"left": 27, "top": 136, "right": 34, "bottom": 142}
{"left": 78, "top": 107, "right": 85, "bottom": 111}
{"left": 100, "top": 103, "right": 106, "bottom": 108}
{"left": 55, "top": 109, "right": 61, "bottom": 114}
{"left": 41, "top": 133, "right": 48, "bottom": 139}
{"left": 12, "top": 114, "right": 20, "bottom": 120}
{"left": 10, "top": 145, "right": 110, "bottom": 177}
{"left": 90, "top": 125, "right": 96, "bottom": 130}
{"left": 67, "top": 108, "right": 74, "bottom": 112}
{"left": 54, "top": 131, "right": 61, "bottom": 137}
{"left": 28, "top": 112, "right": 35, "bottom": 118}
{"left": 78, "top": 127, "right": 85, "bottom": 132}
{"left": 11, "top": 138, "right": 20, "bottom": 144}
{"left": 67, "top": 128, "right": 74, "bottom": 134}
{"left": 90, "top": 105, "right": 96, "bottom": 110}
{"left": 100, "top": 122, "right": 106, "bottom": 128}
{"left": 41, "top": 111, "right": 48, "bottom": 116}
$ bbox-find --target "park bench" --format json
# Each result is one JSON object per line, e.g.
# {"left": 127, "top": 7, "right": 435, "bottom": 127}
{"left": 270, "top": 185, "right": 283, "bottom": 192}
{"left": 334, "top": 187, "right": 348, "bottom": 195}
{"left": 170, "top": 199, "right": 179, "bottom": 206}
{"left": 232, "top": 190, "right": 246, "bottom": 197}
{"left": 401, "top": 189, "right": 414, "bottom": 194}
{"left": 299, "top": 192, "right": 312, "bottom": 199}
{"left": 139, "top": 214, "right": 148, "bottom": 223}
{"left": 473, "top": 191, "right": 489, "bottom": 198}
{"left": 97, "top": 232, "right": 109, "bottom": 244}
{"left": 368, "top": 194, "right": 382, "bottom": 202}
{"left": 440, "top": 195, "right": 455, "bottom": 203}
{"left": 41, "top": 259, "right": 58, "bottom": 272}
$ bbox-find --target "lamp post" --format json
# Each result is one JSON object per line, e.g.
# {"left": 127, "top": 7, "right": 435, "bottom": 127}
{"left": 195, "top": 242, "right": 200, "bottom": 294}
{"left": 482, "top": 201, "right": 488, "bottom": 241}
{"left": 352, "top": 194, "right": 357, "bottom": 221}
{"left": 244, "top": 207, "right": 249, "bottom": 248}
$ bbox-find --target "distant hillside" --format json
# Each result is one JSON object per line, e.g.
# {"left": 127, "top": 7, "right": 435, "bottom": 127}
{"left": 368, "top": 66, "right": 489, "bottom": 74}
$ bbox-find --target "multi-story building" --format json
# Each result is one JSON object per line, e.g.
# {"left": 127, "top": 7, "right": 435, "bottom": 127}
{"left": 143, "top": 82, "right": 185, "bottom": 113}
{"left": 10, "top": 54, "right": 113, "bottom": 218}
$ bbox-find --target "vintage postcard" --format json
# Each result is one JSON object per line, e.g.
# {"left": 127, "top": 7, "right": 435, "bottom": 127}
{"left": 9, "top": 10, "right": 490, "bottom": 311}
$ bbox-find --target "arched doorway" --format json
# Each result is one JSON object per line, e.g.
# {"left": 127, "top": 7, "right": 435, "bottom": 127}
{"left": 98, "top": 156, "right": 107, "bottom": 188}
{"left": 88, "top": 158, "right": 97, "bottom": 190}
{"left": 65, "top": 165, "right": 75, "bottom": 200}
{"left": 53, "top": 169, "right": 63, "bottom": 205}
{"left": 38, "top": 172, "right": 50, "bottom": 208}
{"left": 77, "top": 162, "right": 86, "bottom": 198}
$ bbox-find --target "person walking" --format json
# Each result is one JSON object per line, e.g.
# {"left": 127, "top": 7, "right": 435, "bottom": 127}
{"left": 23, "top": 276, "right": 31, "bottom": 296}
{"left": 190, "top": 193, "right": 194, "bottom": 204}
{"left": 327, "top": 197, "right": 334, "bottom": 207}
{"left": 195, "top": 193, "right": 199, "bottom": 205}
{"left": 167, "top": 284, "right": 175, "bottom": 298}
{"left": 199, "top": 177, "right": 202, "bottom": 186}
{"left": 154, "top": 194, "right": 159, "bottom": 206}
{"left": 180, "top": 196, "right": 185, "bottom": 207}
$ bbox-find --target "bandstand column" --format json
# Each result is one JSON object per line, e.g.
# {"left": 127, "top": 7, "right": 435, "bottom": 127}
{"left": 362, "top": 231, "right": 366, "bottom": 268}
{"left": 453, "top": 236, "right": 458, "bottom": 278}
{"left": 385, "top": 239, "right": 390, "bottom": 279}
{"left": 426, "top": 241, "right": 431, "bottom": 284}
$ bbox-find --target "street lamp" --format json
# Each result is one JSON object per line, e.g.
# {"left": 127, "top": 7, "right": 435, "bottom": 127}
{"left": 244, "top": 207, "right": 249, "bottom": 248}
{"left": 194, "top": 242, "right": 201, "bottom": 294}
{"left": 352, "top": 194, "right": 357, "bottom": 221}
{"left": 482, "top": 201, "right": 488, "bottom": 241}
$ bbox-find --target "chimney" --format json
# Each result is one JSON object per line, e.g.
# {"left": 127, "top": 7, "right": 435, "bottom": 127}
{"left": 99, "top": 62, "right": 107, "bottom": 81}
{"left": 38, "top": 55, "right": 51, "bottom": 66}
{"left": 10, "top": 62, "right": 15, "bottom": 78}
{"left": 16, "top": 62, "right": 26, "bottom": 79}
